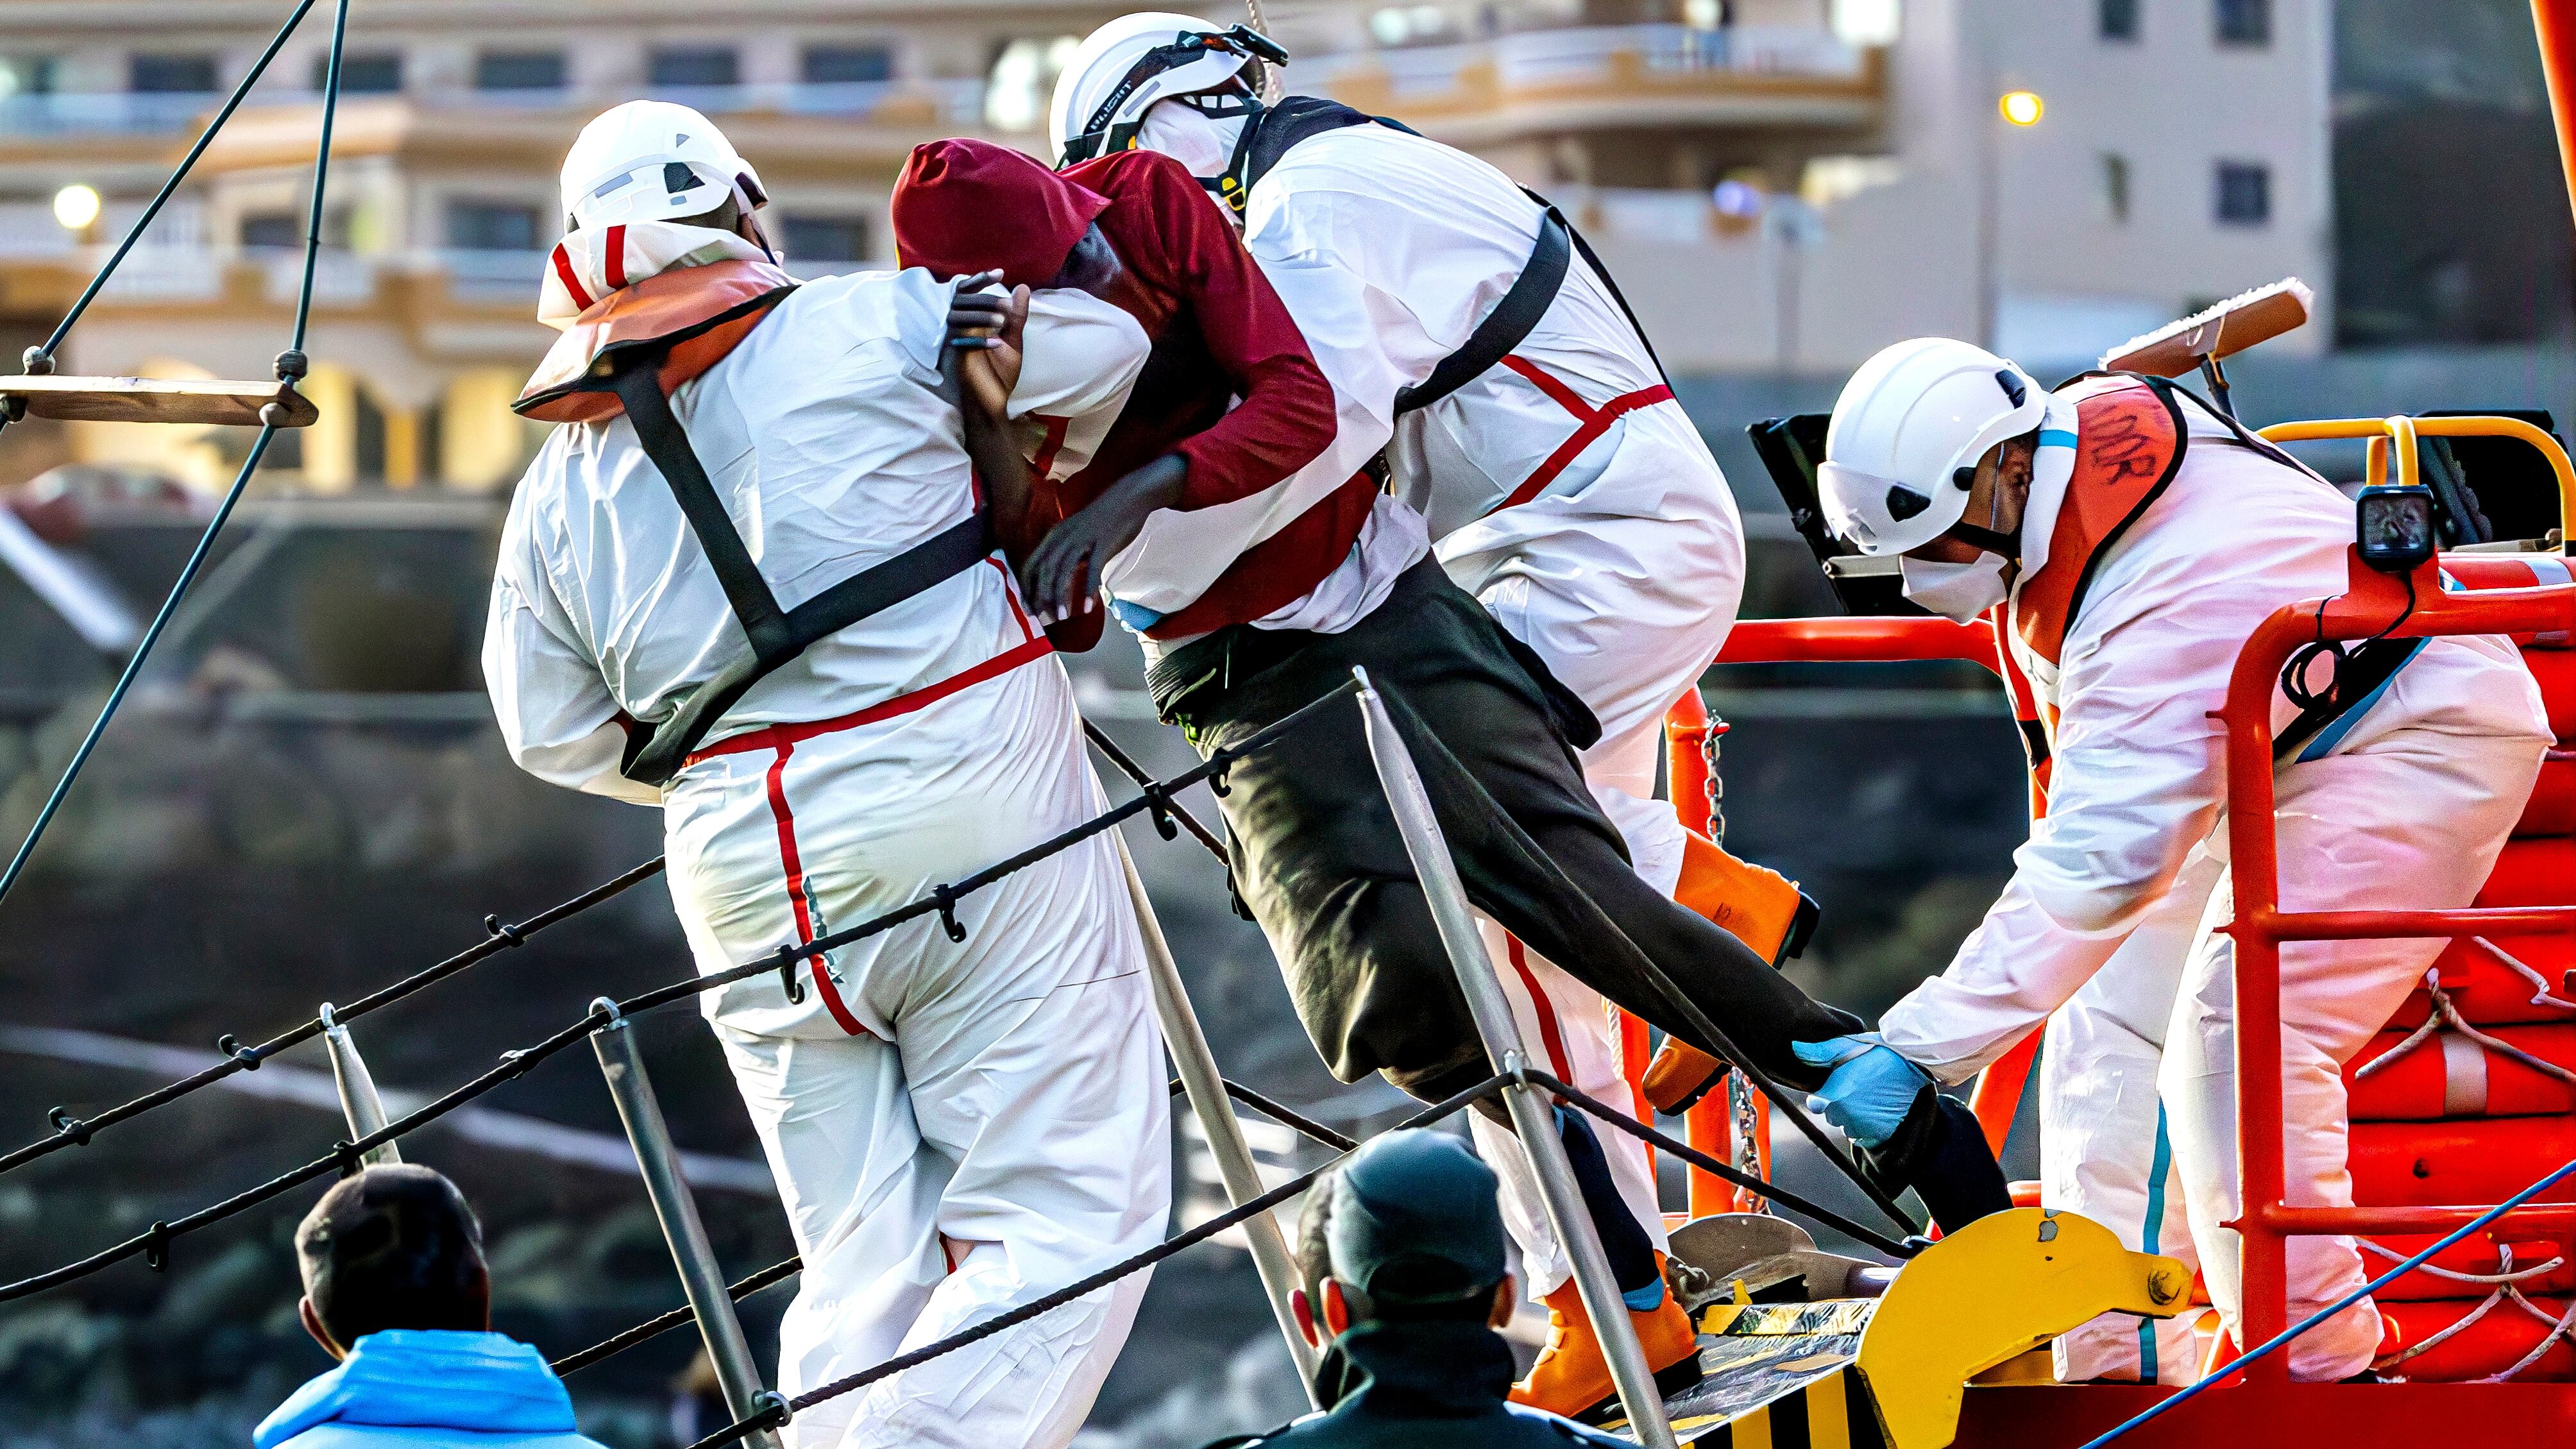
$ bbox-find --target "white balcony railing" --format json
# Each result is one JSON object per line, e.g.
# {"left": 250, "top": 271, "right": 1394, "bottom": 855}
{"left": 435, "top": 248, "right": 547, "bottom": 301}
{"left": 1, "top": 78, "right": 988, "bottom": 138}
{"left": 644, "top": 78, "right": 983, "bottom": 123}
{"left": 0, "top": 90, "right": 221, "bottom": 135}
{"left": 1299, "top": 22, "right": 1867, "bottom": 97}
{"left": 97, "top": 248, "right": 222, "bottom": 300}
{"left": 0, "top": 202, "right": 76, "bottom": 258}
{"left": 255, "top": 247, "right": 376, "bottom": 305}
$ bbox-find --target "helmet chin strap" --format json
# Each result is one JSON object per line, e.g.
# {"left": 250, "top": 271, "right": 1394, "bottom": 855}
{"left": 1946, "top": 457, "right": 2022, "bottom": 559}
{"left": 1205, "top": 95, "right": 1268, "bottom": 215}
{"left": 1135, "top": 97, "right": 1262, "bottom": 214}
{"left": 1949, "top": 521, "right": 2020, "bottom": 557}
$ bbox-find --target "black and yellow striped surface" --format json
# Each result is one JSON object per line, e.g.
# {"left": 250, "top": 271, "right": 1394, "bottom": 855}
{"left": 1604, "top": 1300, "right": 1888, "bottom": 1448}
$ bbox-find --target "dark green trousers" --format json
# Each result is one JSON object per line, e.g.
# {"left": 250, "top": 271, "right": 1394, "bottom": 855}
{"left": 1149, "top": 560, "right": 1861, "bottom": 1103}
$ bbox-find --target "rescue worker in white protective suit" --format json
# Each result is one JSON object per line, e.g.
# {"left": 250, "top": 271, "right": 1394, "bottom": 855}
{"left": 1044, "top": 14, "right": 1822, "bottom": 1415}
{"left": 482, "top": 102, "right": 1169, "bottom": 1448}
{"left": 1804, "top": 338, "right": 2552, "bottom": 1383}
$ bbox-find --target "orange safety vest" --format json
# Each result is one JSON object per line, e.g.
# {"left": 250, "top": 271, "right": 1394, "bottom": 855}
{"left": 515, "top": 257, "right": 797, "bottom": 425}
{"left": 2001, "top": 373, "right": 2190, "bottom": 779}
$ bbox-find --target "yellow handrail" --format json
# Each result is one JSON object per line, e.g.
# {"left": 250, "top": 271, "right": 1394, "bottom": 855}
{"left": 2258, "top": 413, "right": 2575, "bottom": 542}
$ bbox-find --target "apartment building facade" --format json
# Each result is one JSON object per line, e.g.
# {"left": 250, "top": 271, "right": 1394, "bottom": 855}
{"left": 0, "top": 0, "right": 2326, "bottom": 496}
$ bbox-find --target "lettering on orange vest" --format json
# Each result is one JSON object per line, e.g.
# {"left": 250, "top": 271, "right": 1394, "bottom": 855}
{"left": 515, "top": 258, "right": 798, "bottom": 425}
{"left": 2011, "top": 374, "right": 2187, "bottom": 664}
{"left": 2006, "top": 374, "right": 2187, "bottom": 754}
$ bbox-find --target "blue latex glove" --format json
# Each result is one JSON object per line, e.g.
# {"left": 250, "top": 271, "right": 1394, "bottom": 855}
{"left": 1792, "top": 1034, "right": 1933, "bottom": 1149}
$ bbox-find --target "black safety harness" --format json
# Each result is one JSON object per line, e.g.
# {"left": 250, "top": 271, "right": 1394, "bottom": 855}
{"left": 2045, "top": 370, "right": 2427, "bottom": 764}
{"left": 1233, "top": 98, "right": 1668, "bottom": 418}
{"left": 534, "top": 288, "right": 996, "bottom": 787}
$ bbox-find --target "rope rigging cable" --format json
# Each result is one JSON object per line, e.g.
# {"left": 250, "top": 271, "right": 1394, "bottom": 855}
{"left": 0, "top": 679, "right": 1355, "bottom": 1304}
{"left": 0, "top": 0, "right": 357, "bottom": 915}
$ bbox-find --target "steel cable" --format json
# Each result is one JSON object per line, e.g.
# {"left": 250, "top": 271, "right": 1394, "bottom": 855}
{"left": 1083, "top": 719, "right": 1228, "bottom": 863}
{"left": 0, "top": 688, "right": 1350, "bottom": 1301}
{"left": 1529, "top": 1071, "right": 1915, "bottom": 1258}
{"left": 1, "top": 858, "right": 666, "bottom": 1176}
{"left": 553, "top": 1258, "right": 802, "bottom": 1377}
{"left": 675, "top": 1071, "right": 1516, "bottom": 1449}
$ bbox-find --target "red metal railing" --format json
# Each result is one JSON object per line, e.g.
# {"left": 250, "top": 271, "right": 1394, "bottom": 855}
{"left": 1643, "top": 614, "right": 2033, "bottom": 1214}
{"left": 2216, "top": 457, "right": 2576, "bottom": 1382}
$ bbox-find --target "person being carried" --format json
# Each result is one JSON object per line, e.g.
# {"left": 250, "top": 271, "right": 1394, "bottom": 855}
{"left": 256, "top": 1165, "right": 609, "bottom": 1449}
{"left": 1806, "top": 337, "right": 2551, "bottom": 1382}
{"left": 1205, "top": 1129, "right": 1635, "bottom": 1449}
{"left": 1028, "top": 16, "right": 2016, "bottom": 1414}
{"left": 485, "top": 101, "right": 1165, "bottom": 1449}
{"left": 888, "top": 128, "right": 2005, "bottom": 1423}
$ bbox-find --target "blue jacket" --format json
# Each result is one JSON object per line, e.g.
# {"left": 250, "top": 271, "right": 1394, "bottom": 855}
{"left": 254, "top": 1330, "right": 608, "bottom": 1449}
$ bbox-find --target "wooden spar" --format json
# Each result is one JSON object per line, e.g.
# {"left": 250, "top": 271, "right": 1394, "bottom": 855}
{"left": 0, "top": 375, "right": 316, "bottom": 427}
{"left": 2536, "top": 0, "right": 2576, "bottom": 228}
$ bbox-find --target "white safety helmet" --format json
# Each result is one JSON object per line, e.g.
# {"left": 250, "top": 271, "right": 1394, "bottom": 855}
{"left": 559, "top": 100, "right": 768, "bottom": 233}
{"left": 1818, "top": 337, "right": 2046, "bottom": 555}
{"left": 1049, "top": 12, "right": 1286, "bottom": 167}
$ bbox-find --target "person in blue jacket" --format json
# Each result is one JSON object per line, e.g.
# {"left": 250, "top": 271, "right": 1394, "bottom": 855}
{"left": 254, "top": 1164, "right": 608, "bottom": 1449}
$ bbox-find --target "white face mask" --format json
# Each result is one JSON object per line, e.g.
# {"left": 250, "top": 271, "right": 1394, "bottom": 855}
{"left": 1137, "top": 101, "right": 1246, "bottom": 191}
{"left": 1899, "top": 552, "right": 2011, "bottom": 623}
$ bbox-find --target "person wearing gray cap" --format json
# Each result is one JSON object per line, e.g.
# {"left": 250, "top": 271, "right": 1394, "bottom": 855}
{"left": 1205, "top": 1130, "right": 1638, "bottom": 1448}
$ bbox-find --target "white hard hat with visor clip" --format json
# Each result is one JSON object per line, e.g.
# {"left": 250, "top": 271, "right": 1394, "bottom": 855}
{"left": 560, "top": 100, "right": 770, "bottom": 237}
{"left": 1817, "top": 337, "right": 2047, "bottom": 559}
{"left": 1051, "top": 13, "right": 1288, "bottom": 210}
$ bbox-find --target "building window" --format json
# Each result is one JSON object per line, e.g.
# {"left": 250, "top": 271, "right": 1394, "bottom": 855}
{"left": 649, "top": 46, "right": 739, "bottom": 89}
{"left": 802, "top": 44, "right": 893, "bottom": 85}
{"left": 446, "top": 199, "right": 542, "bottom": 251}
{"left": 2216, "top": 0, "right": 2271, "bottom": 46}
{"left": 2099, "top": 0, "right": 2140, "bottom": 40}
{"left": 0, "top": 56, "right": 59, "bottom": 97}
{"left": 475, "top": 50, "right": 566, "bottom": 91}
{"left": 242, "top": 210, "right": 301, "bottom": 248}
{"left": 318, "top": 51, "right": 403, "bottom": 93}
{"left": 131, "top": 53, "right": 219, "bottom": 93}
{"left": 2215, "top": 160, "right": 2269, "bottom": 225}
{"left": 782, "top": 215, "right": 870, "bottom": 264}
{"left": 2102, "top": 153, "right": 2131, "bottom": 223}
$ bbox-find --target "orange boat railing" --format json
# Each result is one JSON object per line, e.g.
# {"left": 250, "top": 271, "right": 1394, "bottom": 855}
{"left": 2217, "top": 415, "right": 2576, "bottom": 1382}
{"left": 1643, "top": 613, "right": 2038, "bottom": 1217}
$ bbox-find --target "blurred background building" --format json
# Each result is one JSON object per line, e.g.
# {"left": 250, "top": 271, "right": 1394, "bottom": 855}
{"left": 0, "top": 0, "right": 2561, "bottom": 500}
{"left": 0, "top": 3, "right": 2570, "bottom": 1447}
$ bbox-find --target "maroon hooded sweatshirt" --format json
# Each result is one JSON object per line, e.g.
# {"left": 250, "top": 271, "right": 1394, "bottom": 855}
{"left": 892, "top": 140, "right": 1371, "bottom": 639}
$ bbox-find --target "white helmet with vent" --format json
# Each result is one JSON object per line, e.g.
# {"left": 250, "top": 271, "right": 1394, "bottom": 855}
{"left": 1049, "top": 12, "right": 1285, "bottom": 167}
{"left": 559, "top": 100, "right": 768, "bottom": 233}
{"left": 1818, "top": 337, "right": 2046, "bottom": 555}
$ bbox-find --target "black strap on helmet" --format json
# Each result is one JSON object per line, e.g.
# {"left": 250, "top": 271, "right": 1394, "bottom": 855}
{"left": 1060, "top": 25, "right": 1287, "bottom": 165}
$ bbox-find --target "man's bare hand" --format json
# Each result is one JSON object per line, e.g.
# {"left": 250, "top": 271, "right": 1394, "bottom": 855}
{"left": 1022, "top": 454, "right": 1187, "bottom": 622}
{"left": 942, "top": 272, "right": 1028, "bottom": 421}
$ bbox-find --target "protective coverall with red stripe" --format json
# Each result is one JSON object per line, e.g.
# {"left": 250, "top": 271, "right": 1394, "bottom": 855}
{"left": 484, "top": 262, "right": 1165, "bottom": 1449}
{"left": 1133, "top": 108, "right": 1744, "bottom": 1301}
{"left": 1877, "top": 387, "right": 2551, "bottom": 1382}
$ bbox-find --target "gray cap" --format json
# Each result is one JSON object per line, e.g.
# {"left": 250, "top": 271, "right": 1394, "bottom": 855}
{"left": 1326, "top": 1129, "right": 1505, "bottom": 1307}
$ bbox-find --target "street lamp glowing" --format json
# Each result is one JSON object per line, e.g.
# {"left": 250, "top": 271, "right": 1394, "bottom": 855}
{"left": 51, "top": 183, "right": 100, "bottom": 230}
{"left": 1998, "top": 90, "right": 2044, "bottom": 128}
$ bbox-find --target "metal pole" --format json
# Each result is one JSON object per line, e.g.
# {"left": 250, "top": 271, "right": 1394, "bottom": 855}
{"left": 1114, "top": 832, "right": 1323, "bottom": 1396}
{"left": 590, "top": 1001, "right": 786, "bottom": 1449}
{"left": 318, "top": 1003, "right": 399, "bottom": 1167}
{"left": 1351, "top": 670, "right": 1681, "bottom": 1449}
